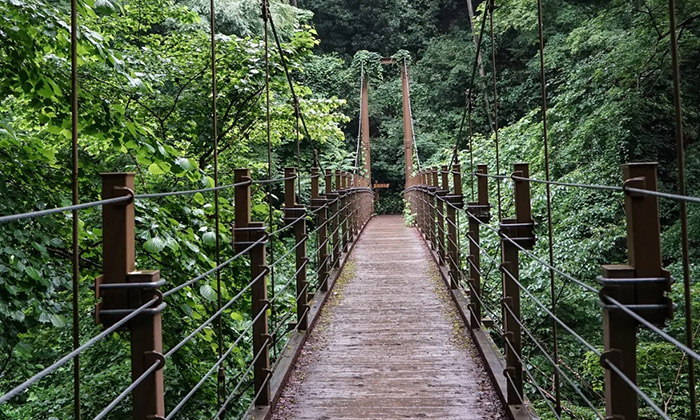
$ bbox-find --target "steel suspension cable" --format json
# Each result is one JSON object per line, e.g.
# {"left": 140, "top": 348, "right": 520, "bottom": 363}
{"left": 0, "top": 297, "right": 159, "bottom": 406}
{"left": 262, "top": 0, "right": 278, "bottom": 360}
{"left": 134, "top": 181, "right": 252, "bottom": 199}
{"left": 500, "top": 302, "right": 605, "bottom": 419}
{"left": 605, "top": 361, "right": 672, "bottom": 420}
{"left": 468, "top": 90, "right": 475, "bottom": 201}
{"left": 488, "top": 0, "right": 502, "bottom": 221}
{"left": 212, "top": 336, "right": 272, "bottom": 419}
{"left": 535, "top": 0, "right": 561, "bottom": 412}
{"left": 354, "top": 63, "right": 364, "bottom": 173}
{"left": 165, "top": 306, "right": 267, "bottom": 419}
{"left": 466, "top": 210, "right": 598, "bottom": 294}
{"left": 267, "top": 8, "right": 322, "bottom": 166}
{"left": 93, "top": 359, "right": 162, "bottom": 420}
{"left": 668, "top": 0, "right": 697, "bottom": 415}
{"left": 497, "top": 322, "right": 563, "bottom": 419}
{"left": 164, "top": 268, "right": 268, "bottom": 359}
{"left": 602, "top": 295, "right": 700, "bottom": 364}
{"left": 69, "top": 0, "right": 81, "bottom": 415}
{"left": 499, "top": 265, "right": 600, "bottom": 356}
{"left": 403, "top": 58, "right": 421, "bottom": 171}
{"left": 450, "top": 3, "right": 490, "bottom": 170}
{"left": 295, "top": 104, "right": 302, "bottom": 194}
{"left": 162, "top": 235, "right": 266, "bottom": 298}
{"left": 208, "top": 0, "right": 225, "bottom": 406}
{"left": 0, "top": 196, "right": 132, "bottom": 224}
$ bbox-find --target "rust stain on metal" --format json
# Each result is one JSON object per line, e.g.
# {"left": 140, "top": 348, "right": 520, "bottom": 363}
{"left": 271, "top": 216, "right": 507, "bottom": 419}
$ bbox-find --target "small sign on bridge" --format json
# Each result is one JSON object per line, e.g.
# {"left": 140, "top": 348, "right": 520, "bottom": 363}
{"left": 373, "top": 183, "right": 390, "bottom": 189}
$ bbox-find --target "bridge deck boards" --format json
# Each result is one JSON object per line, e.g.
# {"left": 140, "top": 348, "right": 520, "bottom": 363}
{"left": 271, "top": 215, "right": 506, "bottom": 419}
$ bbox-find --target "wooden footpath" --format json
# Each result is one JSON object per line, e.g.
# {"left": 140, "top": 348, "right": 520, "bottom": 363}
{"left": 270, "top": 215, "right": 506, "bottom": 419}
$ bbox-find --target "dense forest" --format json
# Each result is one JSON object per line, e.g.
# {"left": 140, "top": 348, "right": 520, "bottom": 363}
{"left": 299, "top": 0, "right": 700, "bottom": 416}
{"left": 1, "top": 0, "right": 699, "bottom": 418}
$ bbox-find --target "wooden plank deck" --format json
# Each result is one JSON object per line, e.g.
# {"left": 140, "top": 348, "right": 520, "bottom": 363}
{"left": 271, "top": 215, "right": 507, "bottom": 419}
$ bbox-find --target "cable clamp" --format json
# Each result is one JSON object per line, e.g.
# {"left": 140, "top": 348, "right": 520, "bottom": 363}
{"left": 113, "top": 186, "right": 135, "bottom": 206}
{"left": 144, "top": 351, "right": 166, "bottom": 371}
{"left": 600, "top": 349, "right": 623, "bottom": 370}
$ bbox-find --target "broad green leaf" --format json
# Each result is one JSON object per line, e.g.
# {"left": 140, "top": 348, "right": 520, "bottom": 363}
{"left": 199, "top": 284, "right": 217, "bottom": 302}
{"left": 25, "top": 266, "right": 41, "bottom": 281}
{"left": 148, "top": 162, "right": 164, "bottom": 175}
{"left": 144, "top": 237, "right": 166, "bottom": 253}
{"left": 202, "top": 232, "right": 216, "bottom": 246}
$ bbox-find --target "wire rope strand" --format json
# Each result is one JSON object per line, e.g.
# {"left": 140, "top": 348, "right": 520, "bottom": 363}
{"left": 488, "top": 0, "right": 502, "bottom": 221}
{"left": 605, "top": 361, "right": 672, "bottom": 420}
{"left": 212, "top": 337, "right": 272, "bottom": 419}
{"left": 162, "top": 235, "right": 265, "bottom": 298}
{"left": 668, "top": 0, "right": 697, "bottom": 415}
{"left": 165, "top": 306, "right": 266, "bottom": 420}
{"left": 0, "top": 297, "right": 158, "bottom": 406}
{"left": 0, "top": 195, "right": 133, "bottom": 224}
{"left": 450, "top": 5, "right": 489, "bottom": 170}
{"left": 262, "top": 0, "right": 278, "bottom": 360}
{"left": 93, "top": 359, "right": 162, "bottom": 420}
{"left": 354, "top": 63, "right": 364, "bottom": 173}
{"left": 500, "top": 303, "right": 604, "bottom": 419}
{"left": 404, "top": 58, "right": 421, "bottom": 171}
{"left": 603, "top": 295, "right": 700, "bottom": 364}
{"left": 69, "top": 0, "right": 81, "bottom": 415}
{"left": 535, "top": 0, "right": 561, "bottom": 412}
{"left": 208, "top": 0, "right": 225, "bottom": 406}
{"left": 165, "top": 268, "right": 268, "bottom": 359}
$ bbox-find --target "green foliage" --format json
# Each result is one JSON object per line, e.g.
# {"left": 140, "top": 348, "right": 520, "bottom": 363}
{"left": 0, "top": 0, "right": 349, "bottom": 418}
{"left": 300, "top": 0, "right": 700, "bottom": 417}
{"left": 351, "top": 50, "right": 383, "bottom": 81}
{"left": 3, "top": 0, "right": 700, "bottom": 417}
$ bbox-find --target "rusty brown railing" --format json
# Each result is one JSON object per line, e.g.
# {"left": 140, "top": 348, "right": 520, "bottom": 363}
{"left": 405, "top": 160, "right": 694, "bottom": 420}
{"left": 0, "top": 167, "right": 374, "bottom": 420}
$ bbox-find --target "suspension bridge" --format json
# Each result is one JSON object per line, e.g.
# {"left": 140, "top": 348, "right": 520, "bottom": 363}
{"left": 1, "top": 0, "right": 698, "bottom": 419}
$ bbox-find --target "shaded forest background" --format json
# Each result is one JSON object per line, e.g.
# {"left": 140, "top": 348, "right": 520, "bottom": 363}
{"left": 1, "top": 0, "right": 699, "bottom": 418}
{"left": 298, "top": 0, "right": 700, "bottom": 417}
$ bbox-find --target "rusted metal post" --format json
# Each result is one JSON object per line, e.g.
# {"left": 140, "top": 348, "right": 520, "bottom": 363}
{"left": 420, "top": 170, "right": 428, "bottom": 238}
{"left": 312, "top": 167, "right": 329, "bottom": 292}
{"left": 437, "top": 165, "right": 448, "bottom": 265}
{"left": 327, "top": 169, "right": 341, "bottom": 267}
{"left": 234, "top": 169, "right": 270, "bottom": 406}
{"left": 401, "top": 61, "right": 414, "bottom": 188}
{"left": 339, "top": 171, "right": 350, "bottom": 252}
{"left": 416, "top": 172, "right": 423, "bottom": 233}
{"left": 96, "top": 173, "right": 165, "bottom": 420}
{"left": 499, "top": 163, "right": 535, "bottom": 406}
{"left": 429, "top": 167, "right": 439, "bottom": 250}
{"left": 446, "top": 164, "right": 464, "bottom": 290}
{"left": 467, "top": 164, "right": 491, "bottom": 328}
{"left": 284, "top": 168, "right": 308, "bottom": 331}
{"left": 349, "top": 174, "right": 356, "bottom": 239}
{"left": 598, "top": 163, "right": 672, "bottom": 420}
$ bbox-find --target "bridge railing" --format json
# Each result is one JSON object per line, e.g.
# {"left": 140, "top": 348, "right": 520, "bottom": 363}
{"left": 405, "top": 160, "right": 697, "bottom": 420}
{"left": 0, "top": 167, "right": 374, "bottom": 419}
